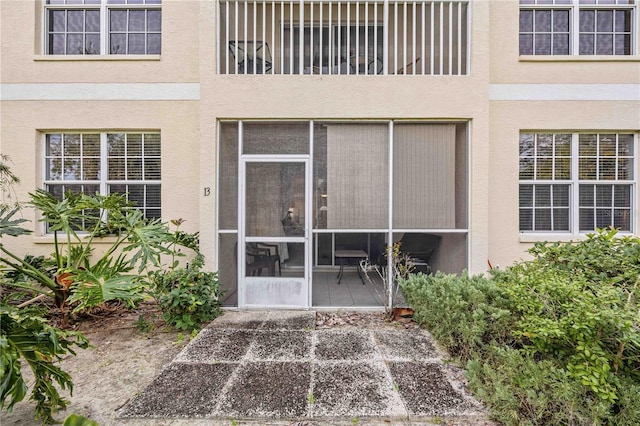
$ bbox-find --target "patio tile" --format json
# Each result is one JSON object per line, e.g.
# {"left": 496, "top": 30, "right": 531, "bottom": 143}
{"left": 312, "top": 361, "right": 406, "bottom": 417}
{"left": 315, "top": 329, "right": 378, "bottom": 361}
{"left": 247, "top": 330, "right": 312, "bottom": 361}
{"left": 119, "top": 362, "right": 236, "bottom": 417}
{"left": 260, "top": 310, "right": 316, "bottom": 330}
{"left": 374, "top": 330, "right": 439, "bottom": 361}
{"left": 216, "top": 362, "right": 311, "bottom": 418}
{"left": 387, "top": 362, "right": 470, "bottom": 416}
{"left": 205, "top": 311, "right": 265, "bottom": 330}
{"left": 175, "top": 328, "right": 254, "bottom": 363}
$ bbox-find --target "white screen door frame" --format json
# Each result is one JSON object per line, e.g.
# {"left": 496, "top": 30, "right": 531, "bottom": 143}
{"left": 238, "top": 155, "right": 312, "bottom": 308}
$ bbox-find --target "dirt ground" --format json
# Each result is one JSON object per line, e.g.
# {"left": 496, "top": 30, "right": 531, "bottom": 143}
{"left": 0, "top": 302, "right": 187, "bottom": 426}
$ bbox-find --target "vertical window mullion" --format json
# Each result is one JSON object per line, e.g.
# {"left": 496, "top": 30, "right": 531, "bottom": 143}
{"left": 571, "top": 132, "right": 579, "bottom": 234}
{"left": 100, "top": 133, "right": 108, "bottom": 221}
{"left": 102, "top": 2, "right": 108, "bottom": 54}
{"left": 572, "top": 1, "right": 579, "bottom": 55}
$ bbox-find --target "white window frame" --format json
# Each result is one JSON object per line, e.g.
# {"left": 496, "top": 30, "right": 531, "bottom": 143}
{"left": 519, "top": 0, "right": 637, "bottom": 56}
{"left": 42, "top": 131, "right": 162, "bottom": 232}
{"left": 519, "top": 132, "right": 637, "bottom": 236}
{"left": 43, "top": 0, "right": 161, "bottom": 55}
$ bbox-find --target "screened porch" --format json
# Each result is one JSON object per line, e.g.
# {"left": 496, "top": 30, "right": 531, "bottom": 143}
{"left": 218, "top": 0, "right": 469, "bottom": 75}
{"left": 217, "top": 121, "right": 468, "bottom": 308}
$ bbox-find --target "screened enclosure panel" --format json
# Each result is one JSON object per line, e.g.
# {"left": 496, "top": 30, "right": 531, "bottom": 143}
{"left": 243, "top": 122, "right": 309, "bottom": 155}
{"left": 218, "top": 233, "right": 238, "bottom": 306}
{"left": 245, "top": 162, "right": 306, "bottom": 237}
{"left": 393, "top": 124, "right": 456, "bottom": 229}
{"left": 326, "top": 124, "right": 388, "bottom": 229}
{"left": 219, "top": 122, "right": 239, "bottom": 230}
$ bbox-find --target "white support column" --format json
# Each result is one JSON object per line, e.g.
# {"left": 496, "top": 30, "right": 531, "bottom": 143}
{"left": 299, "top": 0, "right": 304, "bottom": 74}
{"left": 439, "top": 1, "right": 443, "bottom": 75}
{"left": 430, "top": 2, "right": 434, "bottom": 75}
{"left": 421, "top": 1, "right": 425, "bottom": 75}
{"left": 244, "top": 0, "right": 248, "bottom": 74}
{"left": 387, "top": 121, "right": 394, "bottom": 310}
{"left": 448, "top": 1, "right": 453, "bottom": 75}
{"left": 383, "top": 0, "right": 388, "bottom": 74}
{"left": 254, "top": 1, "right": 258, "bottom": 73}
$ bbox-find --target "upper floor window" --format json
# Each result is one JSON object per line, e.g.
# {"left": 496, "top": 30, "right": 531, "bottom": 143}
{"left": 519, "top": 132, "right": 636, "bottom": 234}
{"left": 45, "top": 0, "right": 161, "bottom": 55}
{"left": 44, "top": 132, "right": 162, "bottom": 223}
{"left": 519, "top": 0, "right": 636, "bottom": 55}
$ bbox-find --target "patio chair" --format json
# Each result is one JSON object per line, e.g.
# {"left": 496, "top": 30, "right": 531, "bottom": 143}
{"left": 228, "top": 40, "right": 273, "bottom": 74}
{"left": 397, "top": 233, "right": 441, "bottom": 274}
{"left": 234, "top": 242, "right": 281, "bottom": 276}
{"left": 249, "top": 242, "right": 281, "bottom": 276}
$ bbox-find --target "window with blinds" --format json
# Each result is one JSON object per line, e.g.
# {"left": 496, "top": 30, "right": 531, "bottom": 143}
{"left": 519, "top": 132, "right": 635, "bottom": 233}
{"left": 44, "top": 132, "right": 161, "bottom": 228}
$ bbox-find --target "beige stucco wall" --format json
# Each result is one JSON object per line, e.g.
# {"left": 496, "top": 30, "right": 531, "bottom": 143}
{"left": 4, "top": 0, "right": 637, "bottom": 278}
{"left": 0, "top": 0, "right": 200, "bottom": 83}
{"left": 1, "top": 0, "right": 202, "bottom": 258}
{"left": 197, "top": 0, "right": 492, "bottom": 274}
{"left": 489, "top": 0, "right": 640, "bottom": 84}
{"left": 487, "top": 1, "right": 640, "bottom": 269}
{"left": 489, "top": 100, "right": 640, "bottom": 269}
{"left": 0, "top": 100, "right": 201, "bottom": 258}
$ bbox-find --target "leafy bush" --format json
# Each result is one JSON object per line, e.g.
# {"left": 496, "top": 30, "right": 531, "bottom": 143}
{"left": 465, "top": 346, "right": 613, "bottom": 425}
{"left": 148, "top": 253, "right": 222, "bottom": 331}
{"left": 0, "top": 305, "right": 89, "bottom": 424}
{"left": 401, "top": 229, "right": 640, "bottom": 425}
{"left": 494, "top": 267, "right": 639, "bottom": 403}
{"left": 402, "top": 272, "right": 515, "bottom": 362}
{"left": 527, "top": 227, "right": 640, "bottom": 289}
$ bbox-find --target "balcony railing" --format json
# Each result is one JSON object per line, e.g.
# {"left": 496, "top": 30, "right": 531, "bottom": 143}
{"left": 218, "top": 0, "right": 469, "bottom": 75}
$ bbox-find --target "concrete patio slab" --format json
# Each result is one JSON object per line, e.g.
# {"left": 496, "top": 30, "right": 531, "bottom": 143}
{"left": 374, "top": 330, "right": 440, "bottom": 361}
{"left": 388, "top": 362, "right": 473, "bottom": 416}
{"left": 314, "top": 329, "right": 378, "bottom": 361}
{"left": 312, "top": 361, "right": 405, "bottom": 418}
{"left": 119, "top": 362, "right": 236, "bottom": 418}
{"left": 214, "top": 362, "right": 311, "bottom": 418}
{"left": 259, "top": 310, "right": 316, "bottom": 330}
{"left": 247, "top": 330, "right": 312, "bottom": 361}
{"left": 118, "top": 311, "right": 491, "bottom": 424}
{"left": 175, "top": 328, "right": 254, "bottom": 363}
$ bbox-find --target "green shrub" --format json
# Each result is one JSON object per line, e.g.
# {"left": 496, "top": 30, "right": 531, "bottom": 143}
{"left": 466, "top": 345, "right": 613, "bottom": 426}
{"left": 402, "top": 229, "right": 640, "bottom": 424}
{"left": 148, "top": 253, "right": 222, "bottom": 331}
{"left": 401, "top": 272, "right": 515, "bottom": 362}
{"left": 527, "top": 228, "right": 640, "bottom": 290}
{"left": 494, "top": 267, "right": 639, "bottom": 403}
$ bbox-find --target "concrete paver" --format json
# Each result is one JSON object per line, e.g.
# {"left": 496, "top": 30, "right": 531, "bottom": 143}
{"left": 118, "top": 310, "right": 489, "bottom": 424}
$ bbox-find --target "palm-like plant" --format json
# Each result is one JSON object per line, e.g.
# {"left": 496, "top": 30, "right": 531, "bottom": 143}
{"left": 1, "top": 190, "right": 173, "bottom": 322}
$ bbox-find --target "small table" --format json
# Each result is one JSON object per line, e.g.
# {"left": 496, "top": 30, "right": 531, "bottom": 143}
{"left": 334, "top": 250, "right": 368, "bottom": 285}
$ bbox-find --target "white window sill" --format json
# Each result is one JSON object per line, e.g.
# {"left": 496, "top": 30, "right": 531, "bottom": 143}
{"left": 34, "top": 55, "right": 161, "bottom": 62}
{"left": 34, "top": 235, "right": 120, "bottom": 244}
{"left": 519, "top": 55, "right": 640, "bottom": 63}
{"left": 519, "top": 233, "right": 588, "bottom": 243}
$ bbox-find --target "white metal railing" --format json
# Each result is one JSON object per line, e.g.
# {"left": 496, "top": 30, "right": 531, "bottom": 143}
{"left": 218, "top": 0, "right": 469, "bottom": 75}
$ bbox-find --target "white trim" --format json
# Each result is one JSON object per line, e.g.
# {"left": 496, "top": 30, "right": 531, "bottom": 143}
{"left": 489, "top": 84, "right": 640, "bottom": 101}
{"left": 0, "top": 83, "right": 200, "bottom": 101}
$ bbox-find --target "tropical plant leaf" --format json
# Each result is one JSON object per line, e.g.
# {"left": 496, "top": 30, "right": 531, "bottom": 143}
{"left": 120, "top": 211, "right": 172, "bottom": 273}
{"left": 68, "top": 262, "right": 144, "bottom": 312}
{"left": 0, "top": 305, "right": 89, "bottom": 424}
{"left": 0, "top": 206, "right": 32, "bottom": 237}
